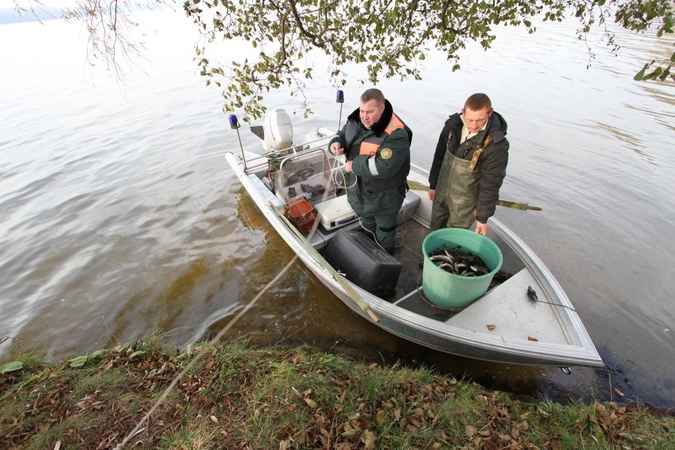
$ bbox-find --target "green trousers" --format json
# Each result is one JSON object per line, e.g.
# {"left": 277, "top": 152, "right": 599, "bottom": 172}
{"left": 347, "top": 186, "right": 404, "bottom": 252}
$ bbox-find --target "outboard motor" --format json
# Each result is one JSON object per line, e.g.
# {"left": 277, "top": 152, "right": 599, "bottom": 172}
{"left": 262, "top": 108, "right": 293, "bottom": 151}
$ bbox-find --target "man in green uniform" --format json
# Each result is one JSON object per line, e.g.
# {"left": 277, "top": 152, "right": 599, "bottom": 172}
{"left": 428, "top": 93, "right": 509, "bottom": 235}
{"left": 329, "top": 88, "right": 413, "bottom": 254}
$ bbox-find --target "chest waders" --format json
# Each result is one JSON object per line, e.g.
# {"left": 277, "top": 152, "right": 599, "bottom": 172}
{"left": 431, "top": 134, "right": 493, "bottom": 229}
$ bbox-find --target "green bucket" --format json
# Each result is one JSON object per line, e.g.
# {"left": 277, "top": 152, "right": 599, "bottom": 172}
{"left": 422, "top": 228, "right": 503, "bottom": 308}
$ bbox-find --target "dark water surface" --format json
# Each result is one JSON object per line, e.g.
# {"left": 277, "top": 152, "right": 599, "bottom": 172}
{"left": 1, "top": 11, "right": 674, "bottom": 408}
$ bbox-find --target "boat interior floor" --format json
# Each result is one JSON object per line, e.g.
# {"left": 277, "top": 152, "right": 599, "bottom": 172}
{"left": 315, "top": 216, "right": 510, "bottom": 322}
{"left": 391, "top": 219, "right": 462, "bottom": 321}
{"left": 247, "top": 167, "right": 503, "bottom": 322}
{"left": 315, "top": 213, "right": 461, "bottom": 321}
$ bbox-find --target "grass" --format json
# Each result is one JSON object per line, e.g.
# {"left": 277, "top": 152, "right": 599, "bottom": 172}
{"left": 1, "top": 339, "right": 673, "bottom": 449}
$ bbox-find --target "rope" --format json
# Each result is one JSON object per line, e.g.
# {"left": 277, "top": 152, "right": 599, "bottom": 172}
{"left": 329, "top": 151, "right": 410, "bottom": 253}
{"left": 330, "top": 154, "right": 357, "bottom": 191}
{"left": 115, "top": 128, "right": 361, "bottom": 447}
{"left": 114, "top": 255, "right": 299, "bottom": 449}
{"left": 117, "top": 144, "right": 413, "bottom": 449}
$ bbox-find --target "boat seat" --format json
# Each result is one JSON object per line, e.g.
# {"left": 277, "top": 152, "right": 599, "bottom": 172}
{"left": 445, "top": 269, "right": 572, "bottom": 345}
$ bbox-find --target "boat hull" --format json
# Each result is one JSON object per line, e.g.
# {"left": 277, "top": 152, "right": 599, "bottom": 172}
{"left": 224, "top": 143, "right": 602, "bottom": 368}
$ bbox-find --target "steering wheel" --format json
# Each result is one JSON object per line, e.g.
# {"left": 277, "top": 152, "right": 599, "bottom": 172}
{"left": 286, "top": 167, "right": 315, "bottom": 185}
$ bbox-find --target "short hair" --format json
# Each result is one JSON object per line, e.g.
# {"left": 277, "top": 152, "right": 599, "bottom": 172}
{"left": 464, "top": 93, "right": 492, "bottom": 111}
{"left": 361, "top": 88, "right": 385, "bottom": 105}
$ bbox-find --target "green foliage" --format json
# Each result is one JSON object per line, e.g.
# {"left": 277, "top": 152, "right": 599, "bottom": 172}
{"left": 2, "top": 340, "right": 675, "bottom": 449}
{"left": 183, "top": 0, "right": 560, "bottom": 119}
{"left": 46, "top": 0, "right": 675, "bottom": 118}
{"left": 179, "top": 0, "right": 675, "bottom": 120}
{"left": 615, "top": 0, "right": 675, "bottom": 82}
{"left": 68, "top": 349, "right": 105, "bottom": 368}
{"left": 0, "top": 361, "right": 23, "bottom": 373}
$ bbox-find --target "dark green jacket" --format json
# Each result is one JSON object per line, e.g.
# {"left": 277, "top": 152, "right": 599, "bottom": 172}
{"left": 331, "top": 100, "right": 412, "bottom": 197}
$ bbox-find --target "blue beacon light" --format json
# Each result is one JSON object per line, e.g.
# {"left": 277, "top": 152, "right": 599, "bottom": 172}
{"left": 229, "top": 114, "right": 239, "bottom": 129}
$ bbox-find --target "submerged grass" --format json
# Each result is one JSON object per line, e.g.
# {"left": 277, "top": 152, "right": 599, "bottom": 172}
{"left": 1, "top": 340, "right": 673, "bottom": 449}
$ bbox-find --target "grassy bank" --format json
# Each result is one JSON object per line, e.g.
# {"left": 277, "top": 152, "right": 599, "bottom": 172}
{"left": 1, "top": 338, "right": 673, "bottom": 449}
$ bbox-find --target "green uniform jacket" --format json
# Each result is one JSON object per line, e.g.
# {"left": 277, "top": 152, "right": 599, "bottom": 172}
{"left": 330, "top": 100, "right": 412, "bottom": 199}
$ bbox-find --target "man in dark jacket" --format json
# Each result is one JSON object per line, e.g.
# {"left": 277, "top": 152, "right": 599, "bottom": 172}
{"left": 329, "top": 88, "right": 413, "bottom": 254}
{"left": 428, "top": 93, "right": 509, "bottom": 235}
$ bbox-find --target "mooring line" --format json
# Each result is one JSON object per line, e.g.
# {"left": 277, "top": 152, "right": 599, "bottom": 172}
{"left": 117, "top": 141, "right": 339, "bottom": 448}
{"left": 114, "top": 255, "right": 299, "bottom": 450}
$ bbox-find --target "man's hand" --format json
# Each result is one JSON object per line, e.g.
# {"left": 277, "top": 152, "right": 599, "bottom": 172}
{"left": 475, "top": 221, "right": 487, "bottom": 236}
{"left": 344, "top": 161, "right": 353, "bottom": 173}
{"left": 428, "top": 189, "right": 435, "bottom": 201}
{"left": 330, "top": 142, "right": 344, "bottom": 156}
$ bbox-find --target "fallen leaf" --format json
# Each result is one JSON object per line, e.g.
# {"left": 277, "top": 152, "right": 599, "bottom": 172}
{"left": 0, "top": 361, "right": 23, "bottom": 373}
{"left": 613, "top": 388, "right": 625, "bottom": 397}
{"left": 500, "top": 433, "right": 513, "bottom": 442}
{"left": 341, "top": 429, "right": 357, "bottom": 438}
{"left": 487, "top": 324, "right": 496, "bottom": 330}
{"left": 210, "top": 415, "right": 219, "bottom": 424}
{"left": 376, "top": 410, "right": 386, "bottom": 425}
{"left": 291, "top": 429, "right": 306, "bottom": 444}
{"left": 527, "top": 336, "right": 538, "bottom": 341}
{"left": 361, "top": 429, "right": 377, "bottom": 449}
{"left": 316, "top": 414, "right": 326, "bottom": 427}
{"left": 304, "top": 398, "right": 317, "bottom": 408}
{"left": 69, "top": 356, "right": 88, "bottom": 368}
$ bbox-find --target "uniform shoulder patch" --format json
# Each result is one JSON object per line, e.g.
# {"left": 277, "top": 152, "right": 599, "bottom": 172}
{"left": 380, "top": 148, "right": 393, "bottom": 159}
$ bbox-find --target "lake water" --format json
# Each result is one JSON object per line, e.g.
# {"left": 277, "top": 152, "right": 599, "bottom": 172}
{"left": 1, "top": 10, "right": 674, "bottom": 408}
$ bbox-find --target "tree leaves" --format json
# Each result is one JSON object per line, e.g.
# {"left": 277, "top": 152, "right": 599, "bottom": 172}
{"left": 0, "top": 361, "right": 23, "bottom": 373}
{"left": 634, "top": 60, "right": 674, "bottom": 82}
{"left": 614, "top": 0, "right": 675, "bottom": 83}
{"left": 181, "top": 0, "right": 578, "bottom": 119}
{"left": 179, "top": 0, "right": 675, "bottom": 119}
{"left": 61, "top": 0, "right": 674, "bottom": 120}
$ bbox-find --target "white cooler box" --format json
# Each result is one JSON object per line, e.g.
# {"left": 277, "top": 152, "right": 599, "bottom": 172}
{"left": 315, "top": 191, "right": 420, "bottom": 231}
{"left": 397, "top": 190, "right": 421, "bottom": 223}
{"left": 315, "top": 195, "right": 358, "bottom": 230}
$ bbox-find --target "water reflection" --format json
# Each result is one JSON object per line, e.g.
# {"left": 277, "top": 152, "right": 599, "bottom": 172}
{"left": 595, "top": 122, "right": 654, "bottom": 164}
{"left": 1, "top": 10, "right": 674, "bottom": 408}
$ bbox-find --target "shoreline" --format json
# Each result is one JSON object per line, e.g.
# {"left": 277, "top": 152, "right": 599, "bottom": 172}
{"left": 2, "top": 338, "right": 673, "bottom": 449}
